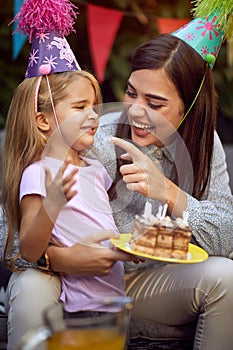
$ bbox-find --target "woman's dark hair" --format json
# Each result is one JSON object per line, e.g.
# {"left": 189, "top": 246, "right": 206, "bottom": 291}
{"left": 109, "top": 33, "right": 217, "bottom": 201}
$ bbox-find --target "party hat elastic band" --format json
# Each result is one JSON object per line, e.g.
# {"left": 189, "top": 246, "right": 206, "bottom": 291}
{"left": 173, "top": 0, "right": 233, "bottom": 129}
{"left": 34, "top": 76, "right": 42, "bottom": 114}
{"left": 45, "top": 75, "right": 63, "bottom": 138}
{"left": 176, "top": 65, "right": 207, "bottom": 130}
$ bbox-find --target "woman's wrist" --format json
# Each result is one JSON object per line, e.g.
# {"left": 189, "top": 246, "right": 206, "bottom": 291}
{"left": 165, "top": 178, "right": 187, "bottom": 217}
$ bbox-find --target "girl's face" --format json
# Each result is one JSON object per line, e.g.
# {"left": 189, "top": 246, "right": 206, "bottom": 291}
{"left": 124, "top": 68, "right": 185, "bottom": 147}
{"left": 48, "top": 76, "right": 98, "bottom": 152}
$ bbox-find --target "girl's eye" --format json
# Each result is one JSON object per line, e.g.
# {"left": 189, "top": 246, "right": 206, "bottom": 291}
{"left": 125, "top": 89, "right": 137, "bottom": 98}
{"left": 76, "top": 105, "right": 85, "bottom": 110}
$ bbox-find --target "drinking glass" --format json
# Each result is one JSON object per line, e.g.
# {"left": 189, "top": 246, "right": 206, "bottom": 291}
{"left": 18, "top": 297, "right": 133, "bottom": 350}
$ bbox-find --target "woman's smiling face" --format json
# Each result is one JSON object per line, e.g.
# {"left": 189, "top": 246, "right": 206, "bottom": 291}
{"left": 124, "top": 68, "right": 185, "bottom": 147}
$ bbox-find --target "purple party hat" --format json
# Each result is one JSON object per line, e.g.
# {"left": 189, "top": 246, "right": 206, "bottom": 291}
{"left": 11, "top": 0, "right": 81, "bottom": 78}
{"left": 172, "top": 0, "right": 233, "bottom": 68}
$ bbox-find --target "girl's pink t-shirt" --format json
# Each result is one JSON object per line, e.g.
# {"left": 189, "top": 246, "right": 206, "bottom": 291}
{"left": 20, "top": 156, "right": 125, "bottom": 312}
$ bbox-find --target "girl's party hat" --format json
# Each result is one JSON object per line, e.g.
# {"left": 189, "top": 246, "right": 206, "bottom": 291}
{"left": 172, "top": 0, "right": 233, "bottom": 68}
{"left": 11, "top": 0, "right": 81, "bottom": 78}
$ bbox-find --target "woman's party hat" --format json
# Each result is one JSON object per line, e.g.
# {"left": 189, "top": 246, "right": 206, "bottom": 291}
{"left": 172, "top": 0, "right": 233, "bottom": 68}
{"left": 11, "top": 0, "right": 81, "bottom": 78}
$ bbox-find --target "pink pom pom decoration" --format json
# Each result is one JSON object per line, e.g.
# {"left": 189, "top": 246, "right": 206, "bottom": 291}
{"left": 39, "top": 64, "right": 52, "bottom": 75}
{"left": 10, "top": 0, "right": 79, "bottom": 42}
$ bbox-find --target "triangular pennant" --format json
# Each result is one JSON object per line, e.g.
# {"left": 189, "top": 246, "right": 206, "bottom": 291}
{"left": 12, "top": 0, "right": 27, "bottom": 60}
{"left": 87, "top": 4, "right": 124, "bottom": 83}
{"left": 157, "top": 17, "right": 189, "bottom": 34}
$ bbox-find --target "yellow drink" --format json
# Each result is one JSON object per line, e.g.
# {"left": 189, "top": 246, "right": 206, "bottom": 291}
{"left": 46, "top": 328, "right": 126, "bottom": 350}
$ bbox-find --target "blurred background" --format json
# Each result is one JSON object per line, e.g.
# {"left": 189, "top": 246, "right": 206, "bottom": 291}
{"left": 0, "top": 0, "right": 232, "bottom": 186}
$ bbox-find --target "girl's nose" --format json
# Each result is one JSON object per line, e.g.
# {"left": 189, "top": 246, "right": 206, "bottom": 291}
{"left": 88, "top": 107, "right": 99, "bottom": 120}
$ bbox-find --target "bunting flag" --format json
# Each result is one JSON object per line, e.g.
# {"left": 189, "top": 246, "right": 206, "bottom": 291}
{"left": 12, "top": 1, "right": 192, "bottom": 74}
{"left": 87, "top": 4, "right": 124, "bottom": 82}
{"left": 157, "top": 17, "right": 189, "bottom": 34}
{"left": 12, "top": 0, "right": 27, "bottom": 60}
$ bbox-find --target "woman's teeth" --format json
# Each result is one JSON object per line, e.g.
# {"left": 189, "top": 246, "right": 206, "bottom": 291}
{"left": 133, "top": 121, "right": 153, "bottom": 131}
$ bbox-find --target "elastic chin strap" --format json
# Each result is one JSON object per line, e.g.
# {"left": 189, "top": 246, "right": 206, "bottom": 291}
{"left": 45, "top": 75, "right": 63, "bottom": 138}
{"left": 34, "top": 76, "right": 42, "bottom": 114}
{"left": 176, "top": 65, "right": 207, "bottom": 130}
{"left": 34, "top": 75, "right": 63, "bottom": 138}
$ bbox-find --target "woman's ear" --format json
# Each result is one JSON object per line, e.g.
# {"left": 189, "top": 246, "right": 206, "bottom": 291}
{"left": 35, "top": 112, "right": 50, "bottom": 132}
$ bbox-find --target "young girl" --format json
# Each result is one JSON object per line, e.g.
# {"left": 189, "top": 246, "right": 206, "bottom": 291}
{"left": 2, "top": 70, "right": 130, "bottom": 318}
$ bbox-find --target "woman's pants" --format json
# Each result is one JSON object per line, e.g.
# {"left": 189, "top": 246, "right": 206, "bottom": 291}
{"left": 6, "top": 257, "right": 233, "bottom": 350}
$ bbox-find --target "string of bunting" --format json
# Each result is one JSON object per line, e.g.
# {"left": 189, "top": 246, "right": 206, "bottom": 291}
{"left": 73, "top": 0, "right": 159, "bottom": 21}
{"left": 75, "top": 0, "right": 190, "bottom": 81}
{"left": 11, "top": 0, "right": 190, "bottom": 82}
{"left": 12, "top": 0, "right": 232, "bottom": 83}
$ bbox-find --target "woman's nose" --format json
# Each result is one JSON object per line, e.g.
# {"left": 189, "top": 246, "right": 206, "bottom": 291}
{"left": 127, "top": 102, "right": 146, "bottom": 117}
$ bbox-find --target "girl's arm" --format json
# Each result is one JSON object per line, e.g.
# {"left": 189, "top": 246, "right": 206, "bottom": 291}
{"left": 19, "top": 160, "right": 78, "bottom": 262}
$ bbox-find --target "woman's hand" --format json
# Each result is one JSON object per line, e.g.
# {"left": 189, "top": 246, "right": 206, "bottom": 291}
{"left": 110, "top": 137, "right": 187, "bottom": 216}
{"left": 48, "top": 230, "right": 139, "bottom": 275}
{"left": 111, "top": 137, "right": 167, "bottom": 201}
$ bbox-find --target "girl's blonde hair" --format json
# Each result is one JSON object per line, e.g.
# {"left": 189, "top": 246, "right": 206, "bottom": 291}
{"left": 2, "top": 70, "right": 102, "bottom": 262}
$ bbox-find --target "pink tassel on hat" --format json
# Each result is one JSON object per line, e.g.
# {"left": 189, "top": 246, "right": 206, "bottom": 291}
{"left": 10, "top": 0, "right": 81, "bottom": 78}
{"left": 11, "top": 0, "right": 78, "bottom": 42}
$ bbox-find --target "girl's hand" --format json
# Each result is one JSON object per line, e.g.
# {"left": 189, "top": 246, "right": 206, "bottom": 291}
{"left": 43, "top": 158, "right": 78, "bottom": 218}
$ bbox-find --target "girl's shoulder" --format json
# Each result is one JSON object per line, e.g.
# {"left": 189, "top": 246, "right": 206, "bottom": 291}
{"left": 22, "top": 160, "right": 43, "bottom": 176}
{"left": 20, "top": 160, "right": 46, "bottom": 201}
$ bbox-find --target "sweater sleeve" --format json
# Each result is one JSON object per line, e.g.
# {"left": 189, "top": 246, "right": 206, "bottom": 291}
{"left": 187, "top": 132, "right": 233, "bottom": 257}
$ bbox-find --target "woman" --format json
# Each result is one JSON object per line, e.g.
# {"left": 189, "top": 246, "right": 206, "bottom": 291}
{"left": 4, "top": 34, "right": 233, "bottom": 350}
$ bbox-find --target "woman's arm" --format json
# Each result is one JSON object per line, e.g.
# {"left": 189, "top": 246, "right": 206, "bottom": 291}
{"left": 47, "top": 230, "right": 138, "bottom": 275}
{"left": 110, "top": 134, "right": 233, "bottom": 257}
{"left": 185, "top": 132, "right": 233, "bottom": 257}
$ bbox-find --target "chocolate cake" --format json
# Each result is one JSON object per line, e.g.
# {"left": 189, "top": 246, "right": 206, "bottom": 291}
{"left": 130, "top": 207, "right": 192, "bottom": 260}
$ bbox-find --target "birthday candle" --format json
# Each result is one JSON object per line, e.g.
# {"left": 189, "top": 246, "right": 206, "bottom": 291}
{"left": 161, "top": 203, "right": 168, "bottom": 219}
{"left": 143, "top": 201, "right": 152, "bottom": 218}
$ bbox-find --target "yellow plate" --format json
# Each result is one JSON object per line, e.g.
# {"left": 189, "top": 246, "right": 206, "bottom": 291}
{"left": 110, "top": 233, "right": 208, "bottom": 264}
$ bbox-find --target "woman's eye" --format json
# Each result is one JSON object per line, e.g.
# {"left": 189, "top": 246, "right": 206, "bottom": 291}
{"left": 125, "top": 89, "right": 137, "bottom": 98}
{"left": 76, "top": 106, "right": 85, "bottom": 110}
{"left": 147, "top": 101, "right": 162, "bottom": 110}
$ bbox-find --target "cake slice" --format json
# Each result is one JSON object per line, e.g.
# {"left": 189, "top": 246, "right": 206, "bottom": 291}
{"left": 130, "top": 206, "right": 192, "bottom": 260}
